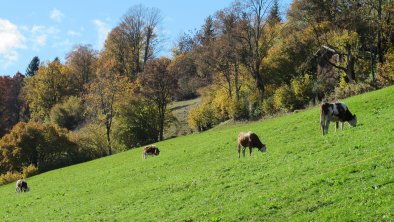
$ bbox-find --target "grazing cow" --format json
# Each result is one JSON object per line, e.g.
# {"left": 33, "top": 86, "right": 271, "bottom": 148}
{"left": 143, "top": 145, "right": 160, "bottom": 159}
{"left": 237, "top": 132, "right": 267, "bottom": 158}
{"left": 320, "top": 102, "right": 357, "bottom": 135}
{"left": 16, "top": 179, "right": 29, "bottom": 193}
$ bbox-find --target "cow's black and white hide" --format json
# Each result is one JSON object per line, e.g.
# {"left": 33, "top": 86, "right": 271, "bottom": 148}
{"left": 320, "top": 102, "right": 357, "bottom": 135}
{"left": 16, "top": 179, "right": 29, "bottom": 193}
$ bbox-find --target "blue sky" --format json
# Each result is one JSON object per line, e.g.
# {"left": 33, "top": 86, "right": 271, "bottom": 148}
{"left": 0, "top": 0, "right": 291, "bottom": 76}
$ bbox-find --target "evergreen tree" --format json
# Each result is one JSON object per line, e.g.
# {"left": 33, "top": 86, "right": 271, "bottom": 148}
{"left": 25, "top": 56, "right": 40, "bottom": 77}
{"left": 267, "top": 0, "right": 281, "bottom": 25}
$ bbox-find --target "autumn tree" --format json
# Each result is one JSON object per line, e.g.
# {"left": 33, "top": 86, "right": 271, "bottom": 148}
{"left": 237, "top": 0, "right": 282, "bottom": 99}
{"left": 0, "top": 122, "right": 78, "bottom": 173}
{"left": 85, "top": 59, "right": 131, "bottom": 155}
{"left": 0, "top": 73, "right": 25, "bottom": 137}
{"left": 103, "top": 5, "right": 162, "bottom": 80}
{"left": 23, "top": 60, "right": 78, "bottom": 121}
{"left": 25, "top": 56, "right": 40, "bottom": 77}
{"left": 66, "top": 44, "right": 98, "bottom": 93}
{"left": 138, "top": 57, "right": 177, "bottom": 141}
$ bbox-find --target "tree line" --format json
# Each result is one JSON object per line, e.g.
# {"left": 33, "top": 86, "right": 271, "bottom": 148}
{"left": 1, "top": 0, "right": 393, "bottom": 182}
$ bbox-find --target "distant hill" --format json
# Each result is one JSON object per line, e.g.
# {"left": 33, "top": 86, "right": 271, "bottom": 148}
{"left": 0, "top": 86, "right": 393, "bottom": 221}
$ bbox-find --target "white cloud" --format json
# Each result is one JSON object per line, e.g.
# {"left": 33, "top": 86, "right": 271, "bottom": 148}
{"left": 93, "top": 19, "right": 110, "bottom": 49}
{"left": 0, "top": 18, "right": 25, "bottom": 68}
{"left": 50, "top": 9, "right": 64, "bottom": 22}
{"left": 67, "top": 30, "right": 81, "bottom": 37}
{"left": 30, "top": 25, "right": 60, "bottom": 49}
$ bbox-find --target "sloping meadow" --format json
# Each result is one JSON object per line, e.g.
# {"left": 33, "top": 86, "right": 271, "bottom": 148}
{"left": 1, "top": 86, "right": 393, "bottom": 221}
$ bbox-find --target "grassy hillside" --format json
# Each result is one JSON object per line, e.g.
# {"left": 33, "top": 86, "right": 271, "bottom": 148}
{"left": 1, "top": 86, "right": 393, "bottom": 221}
{"left": 165, "top": 97, "right": 201, "bottom": 139}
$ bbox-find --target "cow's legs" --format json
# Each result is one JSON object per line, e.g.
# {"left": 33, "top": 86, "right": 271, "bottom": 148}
{"left": 237, "top": 144, "right": 241, "bottom": 158}
{"left": 341, "top": 122, "right": 344, "bottom": 130}
{"left": 320, "top": 115, "right": 325, "bottom": 135}
{"left": 335, "top": 122, "right": 339, "bottom": 131}
{"left": 242, "top": 147, "right": 246, "bottom": 157}
{"left": 324, "top": 117, "right": 331, "bottom": 135}
{"left": 249, "top": 147, "right": 252, "bottom": 156}
{"left": 143, "top": 152, "right": 147, "bottom": 159}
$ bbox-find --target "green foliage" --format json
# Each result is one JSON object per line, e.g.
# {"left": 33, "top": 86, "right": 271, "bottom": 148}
{"left": 114, "top": 97, "right": 160, "bottom": 148}
{"left": 291, "top": 74, "right": 315, "bottom": 108}
{"left": 25, "top": 56, "right": 40, "bottom": 77}
{"left": 188, "top": 101, "right": 218, "bottom": 132}
{"left": 262, "top": 97, "right": 276, "bottom": 115}
{"left": 231, "top": 99, "right": 249, "bottom": 120}
{"left": 50, "top": 96, "right": 85, "bottom": 130}
{"left": 0, "top": 86, "right": 393, "bottom": 220}
{"left": 273, "top": 84, "right": 295, "bottom": 112}
{"left": 68, "top": 123, "right": 109, "bottom": 158}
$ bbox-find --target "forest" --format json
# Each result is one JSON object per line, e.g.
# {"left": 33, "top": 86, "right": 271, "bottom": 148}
{"left": 0, "top": 0, "right": 393, "bottom": 183}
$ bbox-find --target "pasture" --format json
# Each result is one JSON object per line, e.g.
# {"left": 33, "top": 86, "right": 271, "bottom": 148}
{"left": 0, "top": 86, "right": 393, "bottom": 221}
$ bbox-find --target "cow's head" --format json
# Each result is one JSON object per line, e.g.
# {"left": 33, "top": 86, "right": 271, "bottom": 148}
{"left": 259, "top": 144, "right": 267, "bottom": 152}
{"left": 154, "top": 148, "right": 160, "bottom": 156}
{"left": 349, "top": 114, "right": 357, "bottom": 127}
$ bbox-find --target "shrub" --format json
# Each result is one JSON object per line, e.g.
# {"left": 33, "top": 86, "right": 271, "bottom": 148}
{"left": 377, "top": 49, "right": 394, "bottom": 87}
{"left": 69, "top": 123, "right": 108, "bottom": 158}
{"left": 332, "top": 82, "right": 374, "bottom": 100}
{"left": 22, "top": 164, "right": 39, "bottom": 178}
{"left": 188, "top": 102, "right": 218, "bottom": 132}
{"left": 0, "top": 171, "right": 21, "bottom": 185}
{"left": 114, "top": 98, "right": 160, "bottom": 148}
{"left": 50, "top": 96, "right": 85, "bottom": 130}
{"left": 262, "top": 97, "right": 276, "bottom": 115}
{"left": 231, "top": 99, "right": 249, "bottom": 120}
{"left": 291, "top": 74, "right": 314, "bottom": 108}
{"left": 0, "top": 164, "right": 39, "bottom": 186}
{"left": 273, "top": 84, "right": 295, "bottom": 112}
{"left": 0, "top": 122, "right": 79, "bottom": 173}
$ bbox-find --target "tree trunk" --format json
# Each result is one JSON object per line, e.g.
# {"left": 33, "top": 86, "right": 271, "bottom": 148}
{"left": 234, "top": 62, "right": 240, "bottom": 103}
{"left": 377, "top": 0, "right": 384, "bottom": 64}
{"left": 106, "top": 121, "right": 112, "bottom": 155}
{"left": 158, "top": 104, "right": 166, "bottom": 141}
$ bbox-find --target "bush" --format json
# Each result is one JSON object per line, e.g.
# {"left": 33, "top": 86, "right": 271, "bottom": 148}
{"left": 231, "top": 99, "right": 249, "bottom": 120}
{"left": 188, "top": 102, "right": 218, "bottom": 132}
{"left": 69, "top": 123, "right": 109, "bottom": 158}
{"left": 0, "top": 122, "right": 79, "bottom": 173}
{"left": 291, "top": 74, "right": 314, "bottom": 108}
{"left": 273, "top": 84, "right": 295, "bottom": 112}
{"left": 0, "top": 171, "right": 21, "bottom": 185}
{"left": 114, "top": 98, "right": 160, "bottom": 148}
{"left": 262, "top": 97, "right": 276, "bottom": 115}
{"left": 22, "top": 164, "right": 39, "bottom": 178}
{"left": 50, "top": 96, "right": 84, "bottom": 130}
{"left": 0, "top": 164, "right": 38, "bottom": 186}
{"left": 377, "top": 49, "right": 394, "bottom": 87}
{"left": 332, "top": 82, "right": 374, "bottom": 100}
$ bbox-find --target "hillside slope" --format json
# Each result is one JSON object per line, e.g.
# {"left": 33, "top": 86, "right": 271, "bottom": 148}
{"left": 1, "top": 86, "right": 393, "bottom": 221}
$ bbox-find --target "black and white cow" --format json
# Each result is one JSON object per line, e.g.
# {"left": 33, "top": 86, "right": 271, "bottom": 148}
{"left": 320, "top": 102, "right": 357, "bottom": 135}
{"left": 16, "top": 179, "right": 29, "bottom": 193}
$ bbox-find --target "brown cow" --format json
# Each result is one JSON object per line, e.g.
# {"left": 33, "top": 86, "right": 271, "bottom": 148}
{"left": 16, "top": 178, "right": 29, "bottom": 192}
{"left": 143, "top": 145, "right": 160, "bottom": 159}
{"left": 320, "top": 102, "right": 357, "bottom": 135}
{"left": 237, "top": 132, "right": 266, "bottom": 158}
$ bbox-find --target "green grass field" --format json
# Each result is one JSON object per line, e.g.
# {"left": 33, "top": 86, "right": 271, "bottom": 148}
{"left": 1, "top": 86, "right": 393, "bottom": 221}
